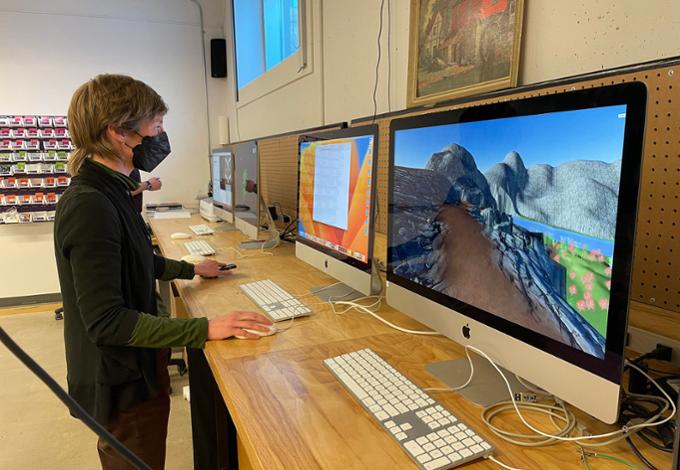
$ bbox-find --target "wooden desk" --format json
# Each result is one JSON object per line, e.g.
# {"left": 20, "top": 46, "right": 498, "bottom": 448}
{"left": 150, "top": 215, "right": 671, "bottom": 470}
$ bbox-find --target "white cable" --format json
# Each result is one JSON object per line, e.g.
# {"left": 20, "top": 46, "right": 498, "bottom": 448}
{"left": 331, "top": 300, "right": 441, "bottom": 335}
{"left": 423, "top": 346, "right": 573, "bottom": 448}
{"left": 466, "top": 345, "right": 676, "bottom": 444}
{"left": 424, "top": 346, "right": 477, "bottom": 392}
{"left": 330, "top": 296, "right": 382, "bottom": 315}
{"left": 486, "top": 455, "right": 527, "bottom": 470}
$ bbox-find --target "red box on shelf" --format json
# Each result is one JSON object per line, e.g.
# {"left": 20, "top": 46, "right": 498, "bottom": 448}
{"left": 23, "top": 116, "right": 37, "bottom": 127}
{"left": 38, "top": 116, "right": 52, "bottom": 127}
{"left": 33, "top": 192, "right": 45, "bottom": 204}
{"left": 26, "top": 128, "right": 40, "bottom": 138}
{"left": 40, "top": 128, "right": 55, "bottom": 138}
{"left": 43, "top": 139, "right": 59, "bottom": 150}
{"left": 26, "top": 139, "right": 40, "bottom": 150}
{"left": 0, "top": 128, "right": 10, "bottom": 138}
{"left": 54, "top": 128, "right": 68, "bottom": 138}
{"left": 46, "top": 192, "right": 58, "bottom": 204}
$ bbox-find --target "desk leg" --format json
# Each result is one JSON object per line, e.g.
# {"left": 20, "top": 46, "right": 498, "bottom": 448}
{"left": 187, "top": 347, "right": 238, "bottom": 470}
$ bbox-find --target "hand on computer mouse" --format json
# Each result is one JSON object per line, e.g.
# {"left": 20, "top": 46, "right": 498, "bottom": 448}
{"left": 195, "top": 259, "right": 232, "bottom": 278}
{"left": 207, "top": 311, "right": 273, "bottom": 340}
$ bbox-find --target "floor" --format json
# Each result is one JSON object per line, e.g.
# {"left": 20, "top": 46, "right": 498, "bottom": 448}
{"left": 0, "top": 309, "right": 194, "bottom": 469}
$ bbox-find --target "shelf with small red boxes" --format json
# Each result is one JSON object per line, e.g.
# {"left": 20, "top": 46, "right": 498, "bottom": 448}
{"left": 0, "top": 115, "right": 72, "bottom": 223}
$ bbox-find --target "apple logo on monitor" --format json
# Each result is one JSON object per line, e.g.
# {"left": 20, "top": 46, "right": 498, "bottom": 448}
{"left": 462, "top": 324, "right": 471, "bottom": 339}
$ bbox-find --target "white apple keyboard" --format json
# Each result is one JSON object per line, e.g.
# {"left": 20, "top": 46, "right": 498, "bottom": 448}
{"left": 239, "top": 279, "right": 312, "bottom": 321}
{"left": 325, "top": 348, "right": 494, "bottom": 469}
{"left": 189, "top": 224, "right": 214, "bottom": 235}
{"left": 184, "top": 239, "right": 216, "bottom": 256}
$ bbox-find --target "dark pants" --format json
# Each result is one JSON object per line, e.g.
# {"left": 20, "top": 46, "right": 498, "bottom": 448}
{"left": 97, "top": 350, "right": 171, "bottom": 470}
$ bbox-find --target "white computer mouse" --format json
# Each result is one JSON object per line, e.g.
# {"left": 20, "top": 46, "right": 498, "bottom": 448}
{"left": 234, "top": 323, "right": 278, "bottom": 339}
{"left": 180, "top": 254, "right": 206, "bottom": 264}
{"left": 170, "top": 232, "right": 191, "bottom": 240}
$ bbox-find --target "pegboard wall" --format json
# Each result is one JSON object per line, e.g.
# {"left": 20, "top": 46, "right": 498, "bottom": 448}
{"left": 259, "top": 133, "right": 300, "bottom": 217}
{"left": 351, "top": 60, "right": 679, "bottom": 315}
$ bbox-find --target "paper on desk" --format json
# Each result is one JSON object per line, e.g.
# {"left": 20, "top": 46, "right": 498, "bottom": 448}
{"left": 153, "top": 211, "right": 191, "bottom": 219}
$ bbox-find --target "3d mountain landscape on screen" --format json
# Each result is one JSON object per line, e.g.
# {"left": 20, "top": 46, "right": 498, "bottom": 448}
{"left": 391, "top": 143, "right": 618, "bottom": 358}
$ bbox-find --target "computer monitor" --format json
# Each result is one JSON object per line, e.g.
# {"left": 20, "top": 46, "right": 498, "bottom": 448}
{"left": 233, "top": 140, "right": 260, "bottom": 240}
{"left": 387, "top": 82, "right": 646, "bottom": 424}
{"left": 210, "top": 147, "right": 234, "bottom": 223}
{"left": 296, "top": 125, "right": 380, "bottom": 298}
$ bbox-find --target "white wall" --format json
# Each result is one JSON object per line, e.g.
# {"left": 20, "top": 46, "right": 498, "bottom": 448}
{"left": 0, "top": 0, "right": 225, "bottom": 299}
{"left": 225, "top": 0, "right": 680, "bottom": 139}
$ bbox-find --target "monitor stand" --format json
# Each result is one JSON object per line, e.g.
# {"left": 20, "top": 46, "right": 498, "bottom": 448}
{"left": 425, "top": 355, "right": 529, "bottom": 407}
{"left": 214, "top": 221, "right": 235, "bottom": 232}
{"left": 310, "top": 283, "right": 366, "bottom": 302}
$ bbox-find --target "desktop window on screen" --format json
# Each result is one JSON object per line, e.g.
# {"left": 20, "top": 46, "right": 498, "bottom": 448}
{"left": 298, "top": 135, "right": 374, "bottom": 264}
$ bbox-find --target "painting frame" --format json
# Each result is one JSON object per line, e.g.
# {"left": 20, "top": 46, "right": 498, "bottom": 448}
{"left": 407, "top": 0, "right": 525, "bottom": 108}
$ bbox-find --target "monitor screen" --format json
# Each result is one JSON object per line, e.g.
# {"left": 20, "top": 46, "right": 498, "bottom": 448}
{"left": 297, "top": 126, "right": 377, "bottom": 269}
{"left": 211, "top": 148, "right": 233, "bottom": 210}
{"left": 388, "top": 82, "right": 646, "bottom": 398}
{"left": 233, "top": 141, "right": 259, "bottom": 229}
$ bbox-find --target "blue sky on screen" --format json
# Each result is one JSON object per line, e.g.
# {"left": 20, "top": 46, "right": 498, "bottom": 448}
{"left": 393, "top": 105, "right": 628, "bottom": 172}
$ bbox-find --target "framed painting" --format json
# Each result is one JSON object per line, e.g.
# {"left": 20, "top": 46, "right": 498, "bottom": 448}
{"left": 407, "top": 0, "right": 524, "bottom": 107}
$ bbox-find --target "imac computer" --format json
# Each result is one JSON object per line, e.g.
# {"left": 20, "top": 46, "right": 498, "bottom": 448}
{"left": 233, "top": 140, "right": 261, "bottom": 241}
{"left": 210, "top": 147, "right": 234, "bottom": 224}
{"left": 296, "top": 125, "right": 380, "bottom": 299}
{"left": 387, "top": 82, "right": 646, "bottom": 423}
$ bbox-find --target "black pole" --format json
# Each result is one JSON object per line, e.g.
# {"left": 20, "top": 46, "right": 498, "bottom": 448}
{"left": 0, "top": 326, "right": 151, "bottom": 470}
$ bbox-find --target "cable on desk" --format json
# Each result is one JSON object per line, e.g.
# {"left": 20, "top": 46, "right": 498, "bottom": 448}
{"left": 425, "top": 345, "right": 676, "bottom": 448}
{"left": 331, "top": 299, "right": 441, "bottom": 335}
{"left": 626, "top": 435, "right": 659, "bottom": 470}
{"left": 581, "top": 450, "right": 645, "bottom": 470}
{"left": 485, "top": 454, "right": 526, "bottom": 470}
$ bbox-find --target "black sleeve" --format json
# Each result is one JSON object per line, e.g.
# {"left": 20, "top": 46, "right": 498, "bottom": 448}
{"left": 153, "top": 254, "right": 165, "bottom": 279}
{"left": 153, "top": 254, "right": 195, "bottom": 281}
{"left": 59, "top": 192, "right": 139, "bottom": 346}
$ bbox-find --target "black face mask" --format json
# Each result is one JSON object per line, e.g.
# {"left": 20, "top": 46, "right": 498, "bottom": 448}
{"left": 131, "top": 132, "right": 171, "bottom": 172}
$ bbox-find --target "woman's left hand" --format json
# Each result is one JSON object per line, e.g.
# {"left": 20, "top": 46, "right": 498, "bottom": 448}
{"left": 194, "top": 259, "right": 232, "bottom": 278}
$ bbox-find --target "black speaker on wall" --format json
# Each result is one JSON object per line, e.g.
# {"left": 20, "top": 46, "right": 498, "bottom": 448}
{"left": 210, "top": 38, "right": 227, "bottom": 78}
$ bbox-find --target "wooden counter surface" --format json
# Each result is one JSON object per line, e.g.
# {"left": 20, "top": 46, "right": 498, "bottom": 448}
{"left": 150, "top": 215, "right": 671, "bottom": 470}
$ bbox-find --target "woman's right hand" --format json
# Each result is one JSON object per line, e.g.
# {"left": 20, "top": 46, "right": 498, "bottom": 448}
{"left": 207, "top": 311, "right": 273, "bottom": 340}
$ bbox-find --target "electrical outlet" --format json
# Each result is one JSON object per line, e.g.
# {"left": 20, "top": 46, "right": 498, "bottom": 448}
{"left": 627, "top": 327, "right": 680, "bottom": 366}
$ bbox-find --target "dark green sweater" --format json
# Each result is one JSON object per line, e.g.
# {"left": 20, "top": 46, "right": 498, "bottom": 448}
{"left": 54, "top": 158, "right": 207, "bottom": 423}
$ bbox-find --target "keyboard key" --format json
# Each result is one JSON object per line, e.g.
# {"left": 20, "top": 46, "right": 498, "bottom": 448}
{"left": 425, "top": 456, "right": 450, "bottom": 470}
{"left": 404, "top": 440, "right": 424, "bottom": 457}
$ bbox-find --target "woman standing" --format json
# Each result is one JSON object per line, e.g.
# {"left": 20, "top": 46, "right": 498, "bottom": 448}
{"left": 54, "top": 74, "right": 271, "bottom": 469}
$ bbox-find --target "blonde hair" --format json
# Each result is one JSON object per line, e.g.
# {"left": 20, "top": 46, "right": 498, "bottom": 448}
{"left": 67, "top": 74, "right": 168, "bottom": 176}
